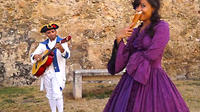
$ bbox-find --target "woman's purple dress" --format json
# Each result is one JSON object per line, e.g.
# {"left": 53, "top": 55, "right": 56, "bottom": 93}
{"left": 104, "top": 21, "right": 190, "bottom": 112}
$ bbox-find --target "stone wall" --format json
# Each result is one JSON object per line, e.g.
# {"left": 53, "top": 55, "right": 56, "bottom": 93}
{"left": 0, "top": 0, "right": 199, "bottom": 86}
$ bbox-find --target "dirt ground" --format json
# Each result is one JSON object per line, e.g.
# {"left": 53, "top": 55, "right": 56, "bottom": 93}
{"left": 0, "top": 78, "right": 200, "bottom": 112}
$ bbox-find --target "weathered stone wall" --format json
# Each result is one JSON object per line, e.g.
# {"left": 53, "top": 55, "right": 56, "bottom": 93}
{"left": 0, "top": 0, "right": 199, "bottom": 86}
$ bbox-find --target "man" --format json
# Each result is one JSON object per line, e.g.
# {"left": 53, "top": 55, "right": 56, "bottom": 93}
{"left": 30, "top": 23, "right": 70, "bottom": 112}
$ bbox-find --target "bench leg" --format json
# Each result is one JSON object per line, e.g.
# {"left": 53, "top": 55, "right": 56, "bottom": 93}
{"left": 73, "top": 72, "right": 82, "bottom": 99}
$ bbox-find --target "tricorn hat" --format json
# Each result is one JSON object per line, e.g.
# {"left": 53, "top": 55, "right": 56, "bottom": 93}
{"left": 40, "top": 23, "right": 59, "bottom": 33}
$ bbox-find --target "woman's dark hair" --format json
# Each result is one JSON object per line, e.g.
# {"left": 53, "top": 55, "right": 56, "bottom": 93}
{"left": 132, "top": 0, "right": 161, "bottom": 38}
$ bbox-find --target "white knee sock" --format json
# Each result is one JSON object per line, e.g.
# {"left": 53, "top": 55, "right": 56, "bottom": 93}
{"left": 49, "top": 99, "right": 57, "bottom": 112}
{"left": 56, "top": 98, "right": 63, "bottom": 112}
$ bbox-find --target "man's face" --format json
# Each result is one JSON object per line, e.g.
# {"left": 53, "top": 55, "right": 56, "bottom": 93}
{"left": 45, "top": 29, "right": 57, "bottom": 41}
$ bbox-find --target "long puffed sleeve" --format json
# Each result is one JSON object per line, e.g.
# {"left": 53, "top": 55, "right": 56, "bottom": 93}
{"left": 142, "top": 22, "right": 169, "bottom": 61}
{"left": 107, "top": 29, "right": 138, "bottom": 74}
{"left": 107, "top": 40, "right": 119, "bottom": 75}
{"left": 126, "top": 21, "right": 170, "bottom": 85}
{"left": 114, "top": 41, "right": 131, "bottom": 73}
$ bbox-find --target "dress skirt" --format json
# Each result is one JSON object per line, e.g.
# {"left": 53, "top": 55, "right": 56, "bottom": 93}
{"left": 103, "top": 68, "right": 190, "bottom": 112}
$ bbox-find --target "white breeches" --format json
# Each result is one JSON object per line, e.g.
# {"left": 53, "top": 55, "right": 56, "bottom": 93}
{"left": 44, "top": 76, "right": 63, "bottom": 100}
{"left": 49, "top": 98, "right": 63, "bottom": 112}
{"left": 44, "top": 76, "right": 64, "bottom": 112}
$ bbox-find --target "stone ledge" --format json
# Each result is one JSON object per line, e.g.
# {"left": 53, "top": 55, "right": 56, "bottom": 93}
{"left": 73, "top": 69, "right": 125, "bottom": 99}
{"left": 74, "top": 69, "right": 124, "bottom": 76}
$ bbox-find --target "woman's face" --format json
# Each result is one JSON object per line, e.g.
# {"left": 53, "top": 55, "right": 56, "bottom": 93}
{"left": 136, "top": 0, "right": 155, "bottom": 22}
{"left": 45, "top": 29, "right": 57, "bottom": 41}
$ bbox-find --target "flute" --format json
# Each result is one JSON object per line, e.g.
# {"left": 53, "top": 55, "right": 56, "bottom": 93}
{"left": 123, "top": 11, "right": 142, "bottom": 44}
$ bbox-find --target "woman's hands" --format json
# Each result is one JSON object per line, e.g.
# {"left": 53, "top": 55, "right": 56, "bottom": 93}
{"left": 116, "top": 27, "right": 133, "bottom": 44}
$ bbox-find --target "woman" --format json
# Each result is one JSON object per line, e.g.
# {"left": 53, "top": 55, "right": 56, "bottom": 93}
{"left": 104, "top": 0, "right": 190, "bottom": 112}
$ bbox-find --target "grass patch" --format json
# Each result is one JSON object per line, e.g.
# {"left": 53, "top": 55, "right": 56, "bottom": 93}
{"left": 2, "top": 99, "right": 15, "bottom": 103}
{"left": 83, "top": 84, "right": 114, "bottom": 99}
{"left": 0, "top": 87, "right": 34, "bottom": 95}
{"left": 0, "top": 80, "right": 199, "bottom": 112}
{"left": 23, "top": 95, "right": 35, "bottom": 100}
{"left": 83, "top": 89, "right": 113, "bottom": 99}
{"left": 185, "top": 81, "right": 200, "bottom": 86}
{"left": 0, "top": 98, "right": 16, "bottom": 109}
{"left": 0, "top": 86, "right": 38, "bottom": 110}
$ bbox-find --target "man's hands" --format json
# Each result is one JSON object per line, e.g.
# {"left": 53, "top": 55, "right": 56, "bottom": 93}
{"left": 34, "top": 54, "right": 42, "bottom": 61}
{"left": 33, "top": 43, "right": 64, "bottom": 61}
{"left": 55, "top": 43, "right": 64, "bottom": 53}
{"left": 116, "top": 27, "right": 133, "bottom": 44}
